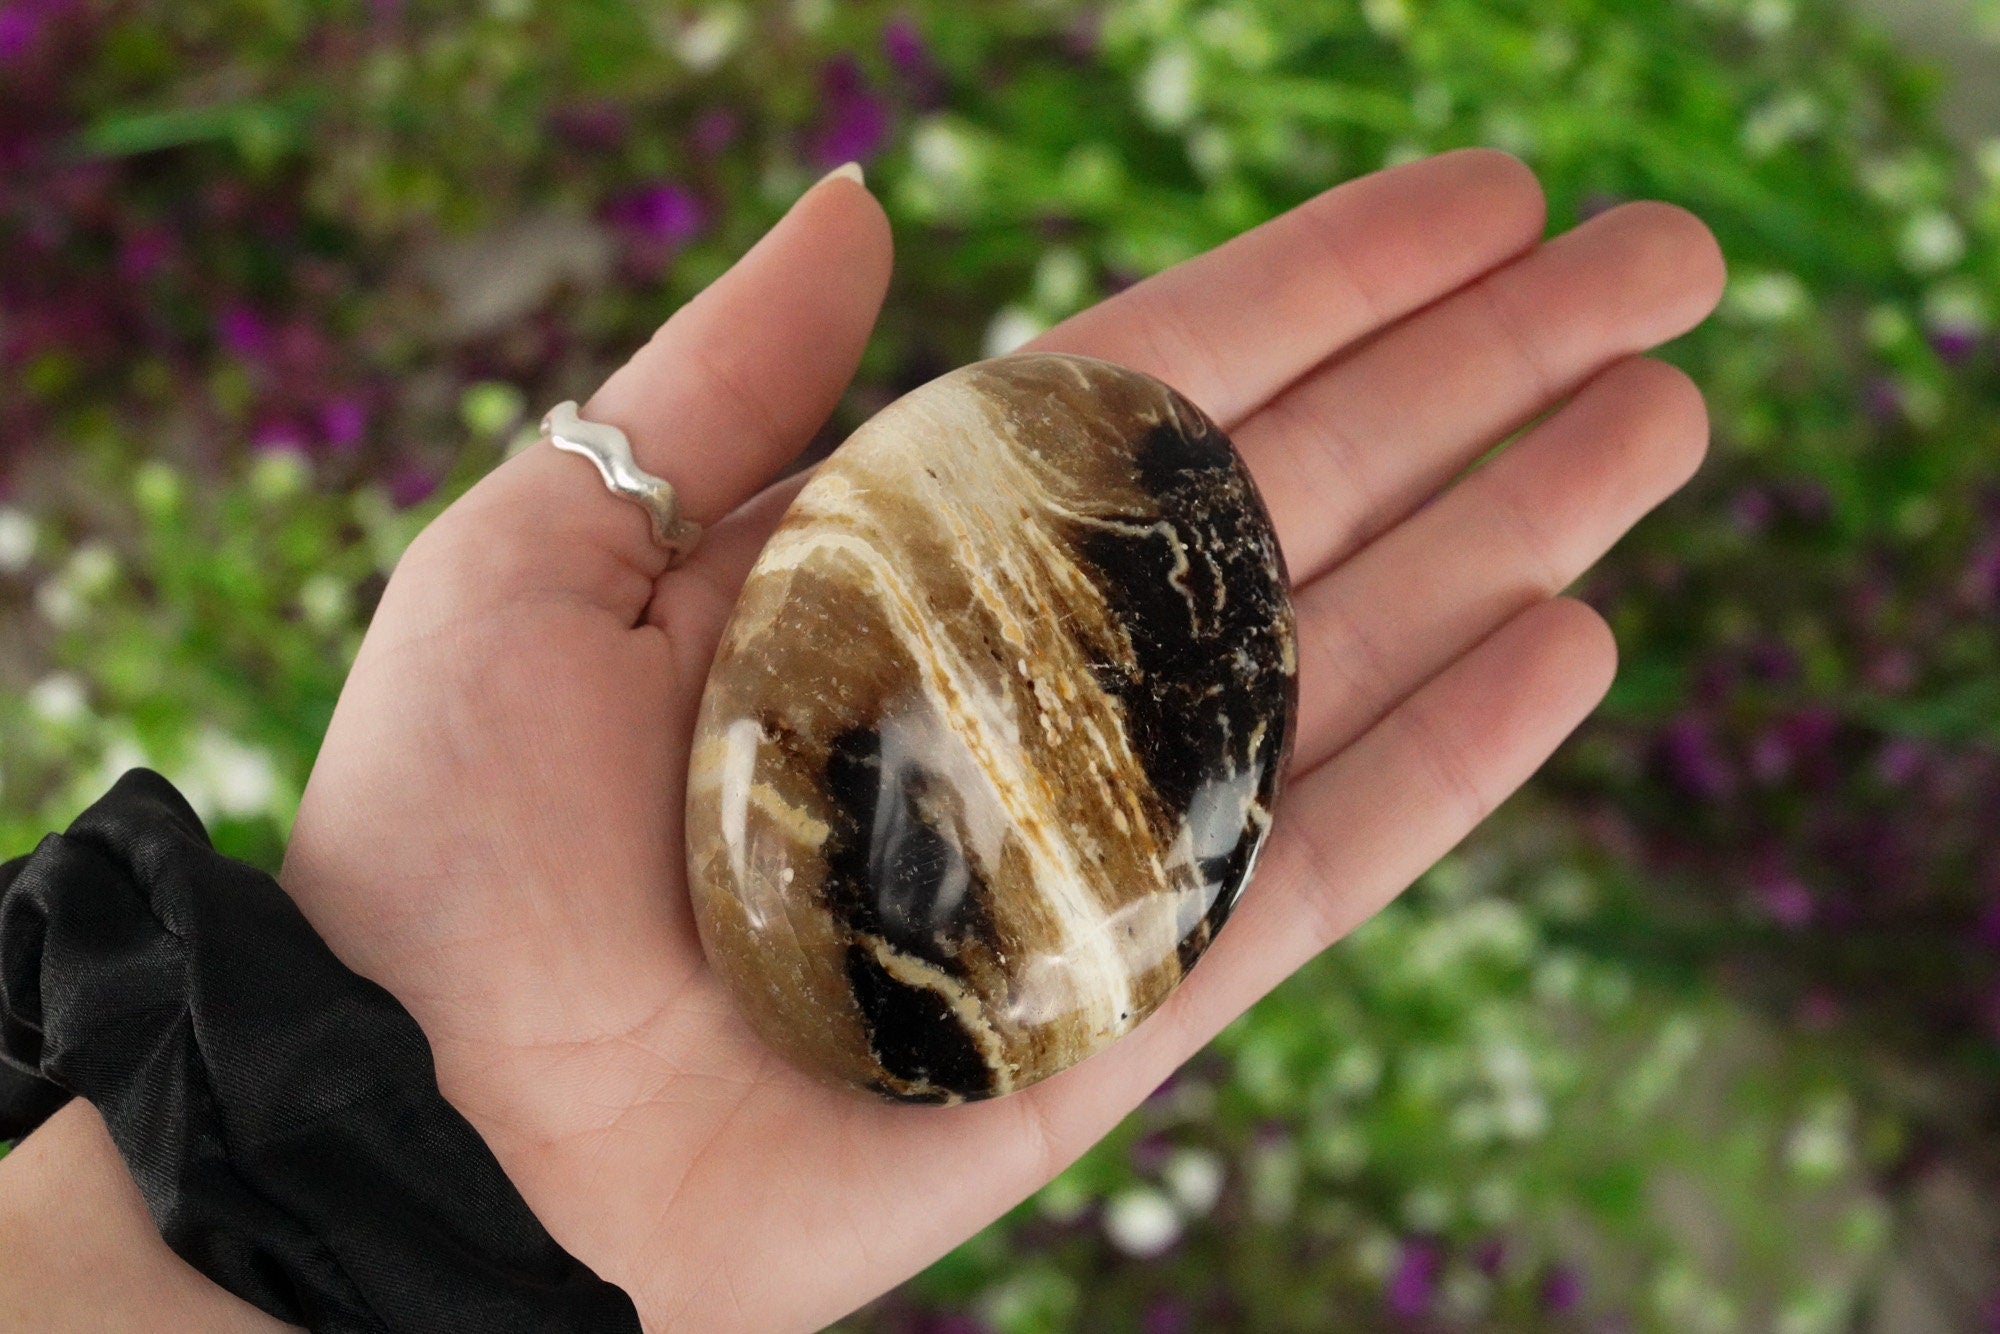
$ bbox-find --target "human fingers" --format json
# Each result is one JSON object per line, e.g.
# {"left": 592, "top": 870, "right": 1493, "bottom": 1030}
{"left": 1240, "top": 200, "right": 1725, "bottom": 583}
{"left": 1287, "top": 355, "right": 1709, "bottom": 774}
{"left": 677, "top": 153, "right": 1551, "bottom": 631}
{"left": 1028, "top": 148, "right": 1546, "bottom": 428}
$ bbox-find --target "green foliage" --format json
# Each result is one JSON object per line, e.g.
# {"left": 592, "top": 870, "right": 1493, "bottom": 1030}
{"left": 3, "top": 0, "right": 1996, "bottom": 1326}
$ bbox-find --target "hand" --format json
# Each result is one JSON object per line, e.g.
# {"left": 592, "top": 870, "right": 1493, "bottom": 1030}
{"left": 268, "top": 152, "right": 1721, "bottom": 1332}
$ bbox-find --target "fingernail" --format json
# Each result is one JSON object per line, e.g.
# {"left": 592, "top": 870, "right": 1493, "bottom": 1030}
{"left": 814, "top": 161, "right": 866, "bottom": 191}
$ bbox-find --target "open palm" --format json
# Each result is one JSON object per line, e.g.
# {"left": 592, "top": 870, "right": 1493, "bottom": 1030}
{"left": 277, "top": 151, "right": 1723, "bottom": 1332}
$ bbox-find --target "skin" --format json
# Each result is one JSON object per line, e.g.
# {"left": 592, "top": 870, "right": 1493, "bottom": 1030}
{"left": 0, "top": 150, "right": 1724, "bottom": 1332}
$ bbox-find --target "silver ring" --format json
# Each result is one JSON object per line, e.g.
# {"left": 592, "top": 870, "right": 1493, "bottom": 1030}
{"left": 541, "top": 401, "right": 703, "bottom": 567}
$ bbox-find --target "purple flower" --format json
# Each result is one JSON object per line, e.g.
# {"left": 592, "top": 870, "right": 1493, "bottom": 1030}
{"left": 883, "top": 16, "right": 928, "bottom": 72}
{"left": 1728, "top": 487, "right": 1776, "bottom": 536}
{"left": 1779, "top": 478, "right": 1834, "bottom": 525}
{"left": 218, "top": 303, "right": 272, "bottom": 360}
{"left": 692, "top": 107, "right": 741, "bottom": 158}
{"left": 117, "top": 229, "right": 174, "bottom": 283}
{"left": 883, "top": 15, "right": 946, "bottom": 105}
{"left": 1142, "top": 1298, "right": 1191, "bottom": 1334}
{"left": 1757, "top": 872, "right": 1815, "bottom": 931}
{"left": 1746, "top": 640, "right": 1797, "bottom": 682}
{"left": 0, "top": 4, "right": 41, "bottom": 61}
{"left": 1930, "top": 324, "right": 1982, "bottom": 366}
{"left": 1061, "top": 12, "right": 1102, "bottom": 61}
{"left": 1474, "top": 1237, "right": 1507, "bottom": 1275}
{"left": 388, "top": 462, "right": 440, "bottom": 509}
{"left": 1875, "top": 738, "right": 1925, "bottom": 787}
{"left": 551, "top": 102, "right": 630, "bottom": 151}
{"left": 1975, "top": 901, "right": 2000, "bottom": 952}
{"left": 1866, "top": 648, "right": 1917, "bottom": 694}
{"left": 1798, "top": 990, "right": 1841, "bottom": 1030}
{"left": 320, "top": 396, "right": 368, "bottom": 449}
{"left": 809, "top": 56, "right": 892, "bottom": 167}
{"left": 1661, "top": 716, "right": 1735, "bottom": 801}
{"left": 1385, "top": 1240, "right": 1440, "bottom": 1319}
{"left": 1541, "top": 1264, "right": 1584, "bottom": 1313}
{"left": 1965, "top": 542, "right": 2000, "bottom": 609}
{"left": 1864, "top": 375, "right": 1905, "bottom": 425}
{"left": 1749, "top": 731, "right": 1791, "bottom": 785}
{"left": 607, "top": 183, "right": 708, "bottom": 247}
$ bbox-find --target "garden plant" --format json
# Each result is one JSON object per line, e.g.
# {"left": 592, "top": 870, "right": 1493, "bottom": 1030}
{"left": 2, "top": 0, "right": 1998, "bottom": 1329}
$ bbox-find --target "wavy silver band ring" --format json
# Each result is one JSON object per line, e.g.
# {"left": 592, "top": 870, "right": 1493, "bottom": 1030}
{"left": 541, "top": 401, "right": 704, "bottom": 567}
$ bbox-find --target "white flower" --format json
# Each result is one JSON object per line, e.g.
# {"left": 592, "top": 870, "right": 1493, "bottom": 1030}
{"left": 1865, "top": 303, "right": 1913, "bottom": 351}
{"left": 29, "top": 674, "right": 89, "bottom": 725}
{"left": 186, "top": 729, "right": 281, "bottom": 819}
{"left": 983, "top": 306, "right": 1046, "bottom": 358}
{"left": 36, "top": 581, "right": 82, "bottom": 628}
{"left": 1193, "top": 7, "right": 1277, "bottom": 68}
{"left": 1469, "top": 1176, "right": 1520, "bottom": 1225}
{"left": 1402, "top": 1185, "right": 1452, "bottom": 1232}
{"left": 1412, "top": 83, "right": 1453, "bottom": 130}
{"left": 1162, "top": 1148, "right": 1225, "bottom": 1216}
{"left": 788, "top": 0, "right": 830, "bottom": 34}
{"left": 1499, "top": 1091, "right": 1550, "bottom": 1140}
{"left": 1308, "top": 1123, "right": 1367, "bottom": 1176}
{"left": 133, "top": 461, "right": 184, "bottom": 515}
{"left": 673, "top": 5, "right": 746, "bottom": 73}
{"left": 0, "top": 508, "right": 35, "bottom": 573}
{"left": 249, "top": 450, "right": 311, "bottom": 505}
{"left": 1744, "top": 0, "right": 1793, "bottom": 37}
{"left": 1741, "top": 91, "right": 1821, "bottom": 158}
{"left": 1187, "top": 124, "right": 1233, "bottom": 180}
{"left": 1362, "top": 0, "right": 1410, "bottom": 38}
{"left": 67, "top": 543, "right": 118, "bottom": 597}
{"left": 1924, "top": 281, "right": 1989, "bottom": 334}
{"left": 1034, "top": 1171, "right": 1092, "bottom": 1224}
{"left": 1032, "top": 248, "right": 1091, "bottom": 314}
{"left": 1138, "top": 47, "right": 1198, "bottom": 129}
{"left": 1899, "top": 209, "right": 1966, "bottom": 274}
{"left": 1329, "top": 1044, "right": 1383, "bottom": 1097}
{"left": 299, "top": 575, "right": 353, "bottom": 633}
{"left": 1104, "top": 1188, "right": 1181, "bottom": 1257}
{"left": 910, "top": 118, "right": 980, "bottom": 189}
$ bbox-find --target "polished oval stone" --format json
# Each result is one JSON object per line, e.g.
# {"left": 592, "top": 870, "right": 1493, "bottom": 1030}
{"left": 686, "top": 352, "right": 1297, "bottom": 1103}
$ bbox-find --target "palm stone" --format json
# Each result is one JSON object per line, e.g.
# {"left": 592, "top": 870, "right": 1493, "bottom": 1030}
{"left": 686, "top": 352, "right": 1297, "bottom": 1103}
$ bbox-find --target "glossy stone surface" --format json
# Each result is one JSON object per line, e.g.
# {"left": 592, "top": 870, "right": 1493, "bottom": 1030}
{"left": 686, "top": 352, "right": 1297, "bottom": 1103}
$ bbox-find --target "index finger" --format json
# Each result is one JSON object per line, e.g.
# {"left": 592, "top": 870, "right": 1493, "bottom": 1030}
{"left": 1029, "top": 148, "right": 1548, "bottom": 427}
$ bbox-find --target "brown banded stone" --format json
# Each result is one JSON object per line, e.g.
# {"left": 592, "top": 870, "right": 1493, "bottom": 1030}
{"left": 686, "top": 352, "right": 1297, "bottom": 1103}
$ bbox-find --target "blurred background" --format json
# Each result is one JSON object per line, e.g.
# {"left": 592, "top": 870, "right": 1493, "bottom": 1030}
{"left": 2, "top": 1, "right": 1997, "bottom": 1330}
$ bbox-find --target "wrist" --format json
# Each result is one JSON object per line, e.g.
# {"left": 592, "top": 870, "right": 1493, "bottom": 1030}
{"left": 0, "top": 1101, "right": 295, "bottom": 1333}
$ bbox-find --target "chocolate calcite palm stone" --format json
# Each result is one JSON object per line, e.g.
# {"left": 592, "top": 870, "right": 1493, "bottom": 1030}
{"left": 686, "top": 352, "right": 1297, "bottom": 1103}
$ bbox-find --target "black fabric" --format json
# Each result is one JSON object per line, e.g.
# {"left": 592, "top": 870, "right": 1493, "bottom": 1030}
{"left": 0, "top": 770, "right": 641, "bottom": 1334}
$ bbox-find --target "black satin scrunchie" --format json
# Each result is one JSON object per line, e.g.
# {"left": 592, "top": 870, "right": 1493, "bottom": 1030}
{"left": 0, "top": 769, "right": 641, "bottom": 1334}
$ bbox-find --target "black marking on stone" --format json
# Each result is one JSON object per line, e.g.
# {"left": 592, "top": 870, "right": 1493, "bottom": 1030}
{"left": 818, "top": 726, "right": 1000, "bottom": 977}
{"left": 1073, "top": 414, "right": 1295, "bottom": 943}
{"left": 845, "top": 943, "right": 994, "bottom": 1101}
